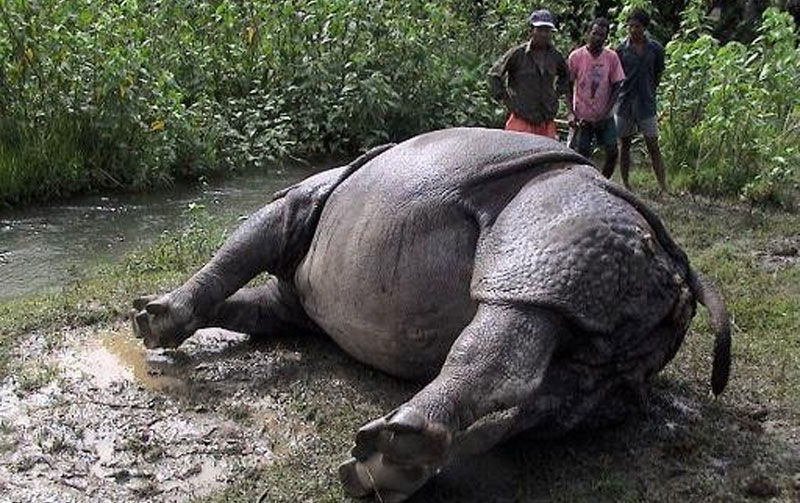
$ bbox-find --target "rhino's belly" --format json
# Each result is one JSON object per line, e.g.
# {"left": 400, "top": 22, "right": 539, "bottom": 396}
{"left": 294, "top": 191, "right": 478, "bottom": 380}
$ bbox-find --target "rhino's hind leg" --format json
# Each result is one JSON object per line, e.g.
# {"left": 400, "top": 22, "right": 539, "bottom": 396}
{"left": 210, "top": 278, "right": 316, "bottom": 336}
{"left": 132, "top": 278, "right": 314, "bottom": 346}
{"left": 339, "top": 304, "right": 563, "bottom": 501}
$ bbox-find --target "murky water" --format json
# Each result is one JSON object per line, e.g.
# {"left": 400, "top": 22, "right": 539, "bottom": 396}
{"left": 86, "top": 329, "right": 189, "bottom": 392}
{"left": 73, "top": 326, "right": 254, "bottom": 394}
{"left": 0, "top": 165, "right": 323, "bottom": 300}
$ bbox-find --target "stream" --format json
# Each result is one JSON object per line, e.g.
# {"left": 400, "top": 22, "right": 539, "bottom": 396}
{"left": 0, "top": 165, "right": 322, "bottom": 301}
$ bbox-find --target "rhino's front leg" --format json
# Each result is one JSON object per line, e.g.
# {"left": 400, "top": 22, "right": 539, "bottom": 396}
{"left": 339, "top": 304, "right": 563, "bottom": 502}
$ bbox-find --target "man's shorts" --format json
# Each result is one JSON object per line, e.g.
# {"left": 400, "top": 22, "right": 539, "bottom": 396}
{"left": 615, "top": 113, "right": 658, "bottom": 138}
{"left": 505, "top": 113, "right": 557, "bottom": 139}
{"left": 568, "top": 117, "right": 617, "bottom": 155}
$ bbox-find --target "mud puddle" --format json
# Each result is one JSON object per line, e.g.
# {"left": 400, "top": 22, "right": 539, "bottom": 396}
{"left": 0, "top": 326, "right": 316, "bottom": 502}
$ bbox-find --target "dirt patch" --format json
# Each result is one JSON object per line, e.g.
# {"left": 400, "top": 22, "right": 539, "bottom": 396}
{"left": 755, "top": 237, "right": 800, "bottom": 271}
{"left": 0, "top": 325, "right": 315, "bottom": 502}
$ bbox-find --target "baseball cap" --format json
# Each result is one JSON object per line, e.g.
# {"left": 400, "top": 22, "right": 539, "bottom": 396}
{"left": 528, "top": 9, "right": 557, "bottom": 30}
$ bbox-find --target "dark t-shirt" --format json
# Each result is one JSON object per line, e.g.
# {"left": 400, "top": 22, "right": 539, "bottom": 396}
{"left": 488, "top": 42, "right": 570, "bottom": 124}
{"left": 616, "top": 37, "right": 664, "bottom": 120}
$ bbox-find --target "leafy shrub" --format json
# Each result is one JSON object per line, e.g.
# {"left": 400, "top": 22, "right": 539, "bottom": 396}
{"left": 660, "top": 6, "right": 799, "bottom": 207}
{"left": 0, "top": 0, "right": 570, "bottom": 205}
{"left": 2, "top": 0, "right": 796, "bottom": 207}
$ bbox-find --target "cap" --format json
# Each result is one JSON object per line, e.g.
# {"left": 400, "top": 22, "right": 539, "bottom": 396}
{"left": 528, "top": 9, "right": 557, "bottom": 30}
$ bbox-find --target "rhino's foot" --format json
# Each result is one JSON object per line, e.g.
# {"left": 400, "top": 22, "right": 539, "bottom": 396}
{"left": 130, "top": 291, "right": 201, "bottom": 349}
{"left": 339, "top": 407, "right": 450, "bottom": 501}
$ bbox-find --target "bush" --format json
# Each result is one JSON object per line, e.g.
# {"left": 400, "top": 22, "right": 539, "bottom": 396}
{"left": 2, "top": 0, "right": 797, "bottom": 207}
{"left": 0, "top": 0, "right": 567, "bottom": 205}
{"left": 660, "top": 5, "right": 800, "bottom": 207}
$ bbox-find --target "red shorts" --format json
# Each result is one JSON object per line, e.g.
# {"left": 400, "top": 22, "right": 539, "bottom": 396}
{"left": 504, "top": 113, "right": 557, "bottom": 138}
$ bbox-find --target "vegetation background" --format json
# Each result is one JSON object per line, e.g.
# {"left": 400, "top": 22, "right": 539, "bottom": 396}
{"left": 0, "top": 0, "right": 798, "bottom": 207}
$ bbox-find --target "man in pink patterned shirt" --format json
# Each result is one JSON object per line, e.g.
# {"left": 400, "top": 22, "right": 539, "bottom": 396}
{"left": 567, "top": 17, "right": 625, "bottom": 178}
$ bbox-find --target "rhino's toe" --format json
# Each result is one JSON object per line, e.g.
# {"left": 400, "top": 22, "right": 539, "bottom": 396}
{"left": 352, "top": 416, "right": 388, "bottom": 461}
{"left": 132, "top": 309, "right": 152, "bottom": 340}
{"left": 129, "top": 293, "right": 199, "bottom": 349}
{"left": 338, "top": 457, "right": 373, "bottom": 497}
{"left": 353, "top": 407, "right": 450, "bottom": 466}
{"left": 383, "top": 407, "right": 450, "bottom": 466}
{"left": 338, "top": 454, "right": 432, "bottom": 503}
{"left": 132, "top": 295, "right": 159, "bottom": 311}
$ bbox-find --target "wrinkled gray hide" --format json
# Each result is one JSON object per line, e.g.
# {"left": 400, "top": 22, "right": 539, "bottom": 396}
{"left": 131, "top": 127, "right": 730, "bottom": 503}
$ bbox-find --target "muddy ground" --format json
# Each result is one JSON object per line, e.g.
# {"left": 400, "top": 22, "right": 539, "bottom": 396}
{"left": 0, "top": 325, "right": 321, "bottom": 502}
{"left": 1, "top": 318, "right": 799, "bottom": 503}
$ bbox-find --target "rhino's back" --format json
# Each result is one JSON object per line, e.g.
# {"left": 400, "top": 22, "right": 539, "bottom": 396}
{"left": 294, "top": 128, "right": 585, "bottom": 378}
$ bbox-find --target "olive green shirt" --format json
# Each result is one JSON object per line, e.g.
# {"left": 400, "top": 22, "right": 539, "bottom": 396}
{"left": 488, "top": 42, "right": 570, "bottom": 124}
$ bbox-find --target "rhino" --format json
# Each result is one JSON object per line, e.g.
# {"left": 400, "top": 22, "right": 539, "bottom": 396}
{"left": 131, "top": 127, "right": 731, "bottom": 502}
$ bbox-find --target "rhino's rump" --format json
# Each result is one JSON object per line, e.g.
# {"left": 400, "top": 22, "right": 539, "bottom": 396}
{"left": 471, "top": 167, "right": 685, "bottom": 337}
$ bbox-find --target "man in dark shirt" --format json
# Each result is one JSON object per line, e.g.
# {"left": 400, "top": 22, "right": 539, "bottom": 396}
{"left": 488, "top": 9, "right": 572, "bottom": 139}
{"left": 615, "top": 9, "right": 668, "bottom": 192}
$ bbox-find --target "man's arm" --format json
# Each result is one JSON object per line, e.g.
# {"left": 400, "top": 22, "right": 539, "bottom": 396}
{"left": 603, "top": 81, "right": 622, "bottom": 119}
{"left": 604, "top": 52, "right": 626, "bottom": 119}
{"left": 653, "top": 42, "right": 665, "bottom": 87}
{"left": 488, "top": 46, "right": 516, "bottom": 104}
{"left": 556, "top": 53, "right": 574, "bottom": 120}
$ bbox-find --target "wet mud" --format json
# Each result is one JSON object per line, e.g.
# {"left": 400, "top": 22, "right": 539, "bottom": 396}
{"left": 0, "top": 326, "right": 317, "bottom": 502}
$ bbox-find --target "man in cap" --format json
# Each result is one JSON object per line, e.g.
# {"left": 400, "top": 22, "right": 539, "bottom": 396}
{"left": 488, "top": 9, "right": 572, "bottom": 138}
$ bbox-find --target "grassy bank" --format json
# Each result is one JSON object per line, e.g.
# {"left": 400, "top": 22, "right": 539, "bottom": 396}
{"left": 1, "top": 171, "right": 798, "bottom": 501}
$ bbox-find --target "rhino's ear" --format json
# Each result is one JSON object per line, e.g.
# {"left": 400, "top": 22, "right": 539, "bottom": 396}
{"left": 145, "top": 301, "right": 169, "bottom": 316}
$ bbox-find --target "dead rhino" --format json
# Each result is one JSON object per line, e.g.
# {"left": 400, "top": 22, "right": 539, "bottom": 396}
{"left": 131, "top": 127, "right": 730, "bottom": 502}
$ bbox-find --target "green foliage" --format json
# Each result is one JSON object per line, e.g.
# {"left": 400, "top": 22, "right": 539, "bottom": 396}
{"left": 1, "top": 1, "right": 798, "bottom": 207}
{"left": 611, "top": 0, "right": 653, "bottom": 41}
{"left": 0, "top": 0, "right": 571, "bottom": 205}
{"left": 660, "top": 7, "right": 800, "bottom": 207}
{"left": 124, "top": 202, "right": 226, "bottom": 274}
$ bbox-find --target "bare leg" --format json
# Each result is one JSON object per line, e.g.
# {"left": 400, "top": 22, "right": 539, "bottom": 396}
{"left": 644, "top": 135, "right": 668, "bottom": 193}
{"left": 618, "top": 136, "right": 633, "bottom": 190}
{"left": 339, "top": 303, "right": 563, "bottom": 502}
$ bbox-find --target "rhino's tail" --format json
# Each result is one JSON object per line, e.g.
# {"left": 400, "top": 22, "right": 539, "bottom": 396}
{"left": 688, "top": 269, "right": 732, "bottom": 396}
{"left": 597, "top": 181, "right": 731, "bottom": 395}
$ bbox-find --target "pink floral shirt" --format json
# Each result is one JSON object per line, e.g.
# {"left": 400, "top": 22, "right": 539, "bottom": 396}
{"left": 568, "top": 46, "right": 625, "bottom": 123}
